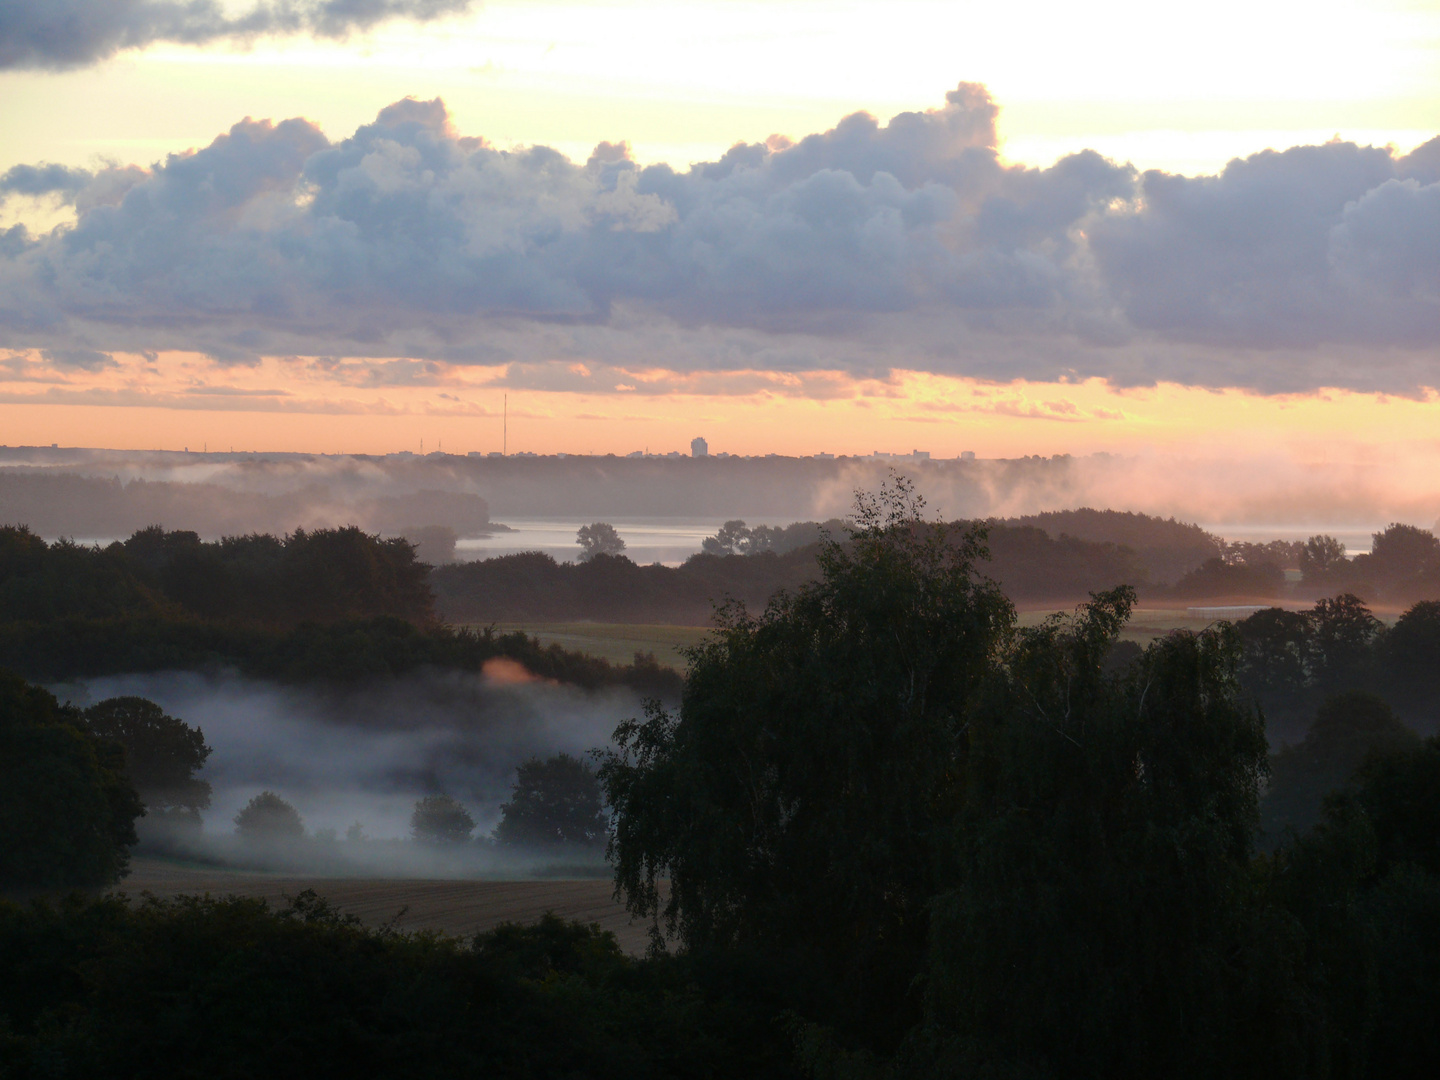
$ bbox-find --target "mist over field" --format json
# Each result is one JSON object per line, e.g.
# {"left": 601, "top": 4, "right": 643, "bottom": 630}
{"left": 51, "top": 665, "right": 641, "bottom": 876}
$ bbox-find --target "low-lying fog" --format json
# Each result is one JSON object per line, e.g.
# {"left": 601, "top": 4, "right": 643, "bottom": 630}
{"left": 51, "top": 664, "right": 643, "bottom": 878}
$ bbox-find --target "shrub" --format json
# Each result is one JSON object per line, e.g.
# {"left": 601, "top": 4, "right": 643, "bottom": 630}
{"left": 233, "top": 791, "right": 304, "bottom": 840}
{"left": 410, "top": 794, "right": 476, "bottom": 845}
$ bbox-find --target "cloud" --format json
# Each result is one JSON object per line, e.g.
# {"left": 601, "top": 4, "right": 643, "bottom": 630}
{"left": 1087, "top": 140, "right": 1440, "bottom": 353}
{"left": 0, "top": 0, "right": 476, "bottom": 71}
{"left": 0, "top": 87, "right": 1437, "bottom": 393}
{"left": 0, "top": 162, "right": 92, "bottom": 199}
{"left": 40, "top": 345, "right": 115, "bottom": 370}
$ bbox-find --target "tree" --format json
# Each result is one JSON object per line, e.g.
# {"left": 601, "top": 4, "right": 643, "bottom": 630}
{"left": 1308, "top": 592, "right": 1382, "bottom": 693}
{"left": 1300, "top": 534, "right": 1347, "bottom": 579}
{"left": 599, "top": 477, "right": 1013, "bottom": 1047}
{"left": 234, "top": 792, "right": 304, "bottom": 840}
{"left": 700, "top": 519, "right": 750, "bottom": 556}
{"left": 1369, "top": 523, "right": 1440, "bottom": 587}
{"left": 921, "top": 605, "right": 1273, "bottom": 1079}
{"left": 1263, "top": 691, "right": 1419, "bottom": 839}
{"left": 1354, "top": 733, "right": 1440, "bottom": 877}
{"left": 1169, "top": 556, "right": 1284, "bottom": 598}
{"left": 1237, "top": 607, "right": 1313, "bottom": 709}
{"left": 82, "top": 696, "right": 211, "bottom": 822}
{"left": 1380, "top": 599, "right": 1440, "bottom": 717}
{"left": 0, "top": 671, "right": 142, "bottom": 888}
{"left": 410, "top": 794, "right": 476, "bottom": 845}
{"left": 495, "top": 753, "right": 608, "bottom": 848}
{"left": 576, "top": 523, "right": 626, "bottom": 562}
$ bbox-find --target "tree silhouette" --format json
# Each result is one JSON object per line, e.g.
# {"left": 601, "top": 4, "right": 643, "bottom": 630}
{"left": 82, "top": 696, "right": 211, "bottom": 822}
{"left": 410, "top": 794, "right": 476, "bottom": 845}
{"left": 234, "top": 791, "right": 304, "bottom": 839}
{"left": 495, "top": 754, "right": 608, "bottom": 848}
{"left": 576, "top": 523, "right": 626, "bottom": 562}
{"left": 0, "top": 672, "right": 142, "bottom": 887}
{"left": 1300, "top": 534, "right": 1347, "bottom": 578}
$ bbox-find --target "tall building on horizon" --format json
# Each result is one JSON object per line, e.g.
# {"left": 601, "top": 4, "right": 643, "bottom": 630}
{"left": 691, "top": 436, "right": 708, "bottom": 457}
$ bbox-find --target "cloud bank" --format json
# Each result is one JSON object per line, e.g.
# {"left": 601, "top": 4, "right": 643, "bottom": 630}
{"left": 1, "top": 85, "right": 1437, "bottom": 392}
{"left": 0, "top": 0, "right": 476, "bottom": 70}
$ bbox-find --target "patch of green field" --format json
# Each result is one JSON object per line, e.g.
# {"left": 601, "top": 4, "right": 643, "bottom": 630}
{"left": 1017, "top": 606, "right": 1240, "bottom": 643}
{"left": 497, "top": 605, "right": 1330, "bottom": 670}
{"left": 490, "top": 622, "right": 715, "bottom": 670}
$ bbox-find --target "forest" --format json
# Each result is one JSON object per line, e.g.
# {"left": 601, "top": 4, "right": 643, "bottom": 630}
{"left": 0, "top": 524, "right": 678, "bottom": 693}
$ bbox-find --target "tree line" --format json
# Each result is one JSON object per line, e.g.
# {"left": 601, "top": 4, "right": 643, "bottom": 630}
{"left": 437, "top": 515, "right": 1440, "bottom": 625}
{"left": 0, "top": 525, "right": 679, "bottom": 693}
{"left": 1234, "top": 593, "right": 1440, "bottom": 741}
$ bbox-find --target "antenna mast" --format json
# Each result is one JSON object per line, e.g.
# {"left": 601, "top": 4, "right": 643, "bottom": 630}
{"left": 503, "top": 394, "right": 507, "bottom": 456}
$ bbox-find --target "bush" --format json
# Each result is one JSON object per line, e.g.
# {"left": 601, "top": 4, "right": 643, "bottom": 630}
{"left": 0, "top": 893, "right": 800, "bottom": 1079}
{"left": 233, "top": 792, "right": 305, "bottom": 840}
{"left": 410, "top": 794, "right": 476, "bottom": 844}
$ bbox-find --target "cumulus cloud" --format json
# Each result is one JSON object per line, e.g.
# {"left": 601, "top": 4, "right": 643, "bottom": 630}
{"left": 0, "top": 0, "right": 476, "bottom": 70}
{"left": 1087, "top": 140, "right": 1440, "bottom": 352}
{"left": 0, "top": 162, "right": 93, "bottom": 199}
{"left": 0, "top": 86, "right": 1437, "bottom": 393}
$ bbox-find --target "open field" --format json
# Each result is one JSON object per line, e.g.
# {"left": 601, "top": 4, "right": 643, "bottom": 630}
{"left": 1018, "top": 606, "right": 1262, "bottom": 642}
{"left": 501, "top": 611, "right": 1271, "bottom": 668}
{"left": 69, "top": 857, "right": 659, "bottom": 954}
{"left": 496, "top": 600, "right": 1411, "bottom": 674}
{"left": 492, "top": 622, "right": 714, "bottom": 670}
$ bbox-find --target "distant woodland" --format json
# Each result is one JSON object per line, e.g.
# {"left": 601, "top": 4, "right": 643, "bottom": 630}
{"left": 433, "top": 510, "right": 1440, "bottom": 623}
{"left": 0, "top": 525, "right": 678, "bottom": 694}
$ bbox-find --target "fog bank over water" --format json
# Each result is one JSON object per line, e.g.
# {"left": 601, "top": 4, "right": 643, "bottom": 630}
{"left": 52, "top": 668, "right": 640, "bottom": 845}
{"left": 4, "top": 446, "right": 1439, "bottom": 554}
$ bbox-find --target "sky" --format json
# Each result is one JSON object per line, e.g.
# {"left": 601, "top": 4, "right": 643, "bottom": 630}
{"left": 0, "top": 0, "right": 1438, "bottom": 460}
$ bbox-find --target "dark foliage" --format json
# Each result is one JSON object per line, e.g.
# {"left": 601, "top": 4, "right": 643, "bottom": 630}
{"left": 700, "top": 518, "right": 848, "bottom": 556}
{"left": 1263, "top": 691, "right": 1420, "bottom": 840}
{"left": 576, "top": 522, "right": 626, "bottom": 561}
{"left": 233, "top": 791, "right": 305, "bottom": 839}
{"left": 81, "top": 696, "right": 211, "bottom": 821}
{"left": 435, "top": 520, "right": 1152, "bottom": 625}
{"left": 0, "top": 524, "right": 434, "bottom": 628}
{"left": 432, "top": 546, "right": 825, "bottom": 624}
{"left": 1167, "top": 556, "right": 1286, "bottom": 598}
{"left": 599, "top": 484, "right": 1440, "bottom": 1077}
{"left": 600, "top": 479, "right": 1015, "bottom": 1049}
{"left": 1378, "top": 599, "right": 1440, "bottom": 717}
{"left": 917, "top": 607, "right": 1274, "bottom": 1079}
{"left": 411, "top": 795, "right": 476, "bottom": 845}
{"left": 1230, "top": 593, "right": 1440, "bottom": 743}
{"left": 1300, "top": 524, "right": 1440, "bottom": 604}
{"left": 495, "top": 754, "right": 608, "bottom": 848}
{"left": 0, "top": 894, "right": 799, "bottom": 1080}
{"left": 0, "top": 616, "right": 682, "bottom": 696}
{"left": 1006, "top": 507, "right": 1224, "bottom": 583}
{"left": 0, "top": 673, "right": 142, "bottom": 889}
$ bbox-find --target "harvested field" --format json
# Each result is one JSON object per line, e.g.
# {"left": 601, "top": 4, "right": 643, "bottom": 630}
{"left": 103, "top": 857, "right": 658, "bottom": 954}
